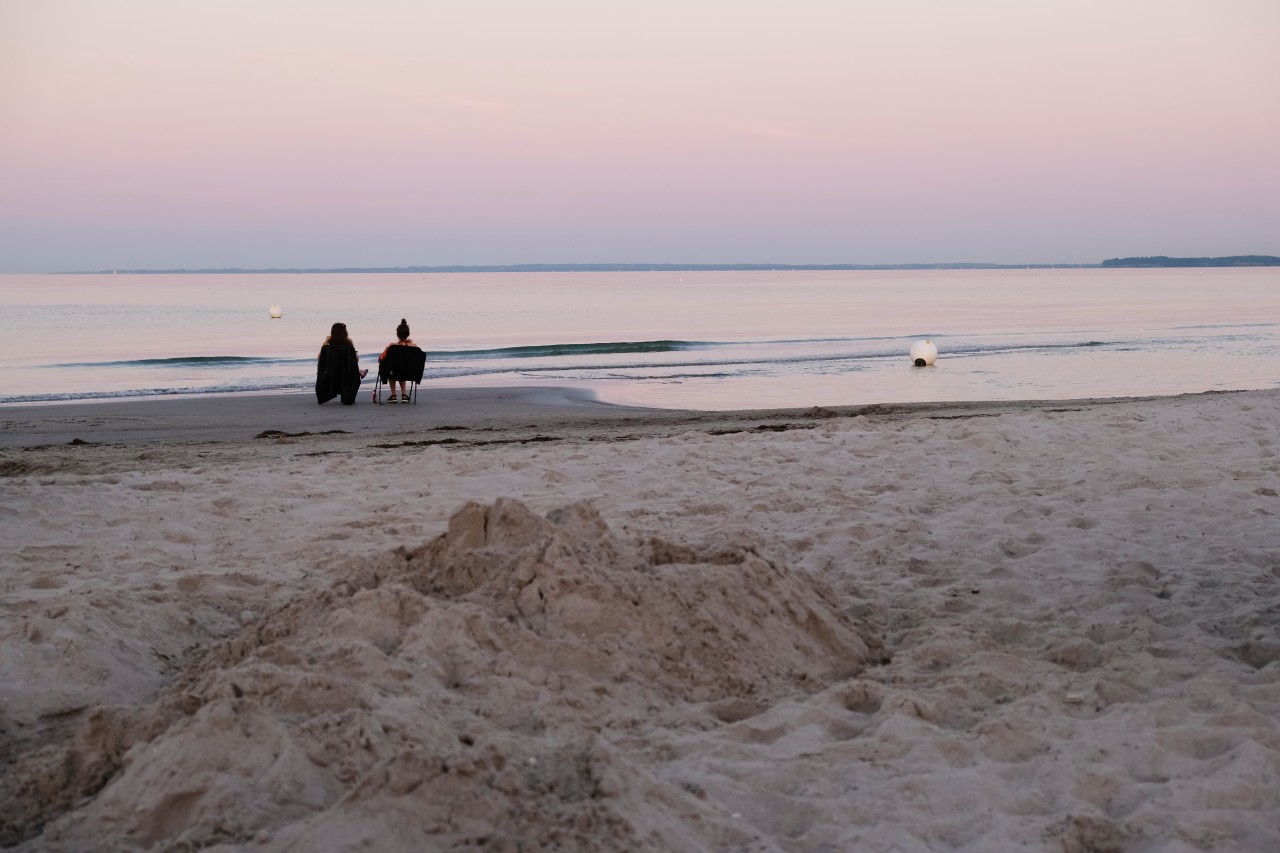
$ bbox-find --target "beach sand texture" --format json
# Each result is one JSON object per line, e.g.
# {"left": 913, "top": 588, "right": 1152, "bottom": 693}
{"left": 2, "top": 389, "right": 1279, "bottom": 850}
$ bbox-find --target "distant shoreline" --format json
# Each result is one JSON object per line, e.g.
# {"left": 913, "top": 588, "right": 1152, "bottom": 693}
{"left": 1099, "top": 254, "right": 1280, "bottom": 268}
{"left": 55, "top": 255, "right": 1279, "bottom": 274}
{"left": 63, "top": 262, "right": 1093, "bottom": 274}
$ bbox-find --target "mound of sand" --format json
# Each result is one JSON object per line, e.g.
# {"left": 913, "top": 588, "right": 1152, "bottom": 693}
{"left": 4, "top": 499, "right": 875, "bottom": 850}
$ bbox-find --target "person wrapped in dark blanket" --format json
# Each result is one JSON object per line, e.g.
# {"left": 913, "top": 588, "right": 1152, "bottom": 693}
{"left": 315, "top": 322, "right": 367, "bottom": 405}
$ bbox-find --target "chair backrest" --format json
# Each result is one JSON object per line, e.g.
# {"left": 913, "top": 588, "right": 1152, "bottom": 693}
{"left": 384, "top": 345, "right": 426, "bottom": 383}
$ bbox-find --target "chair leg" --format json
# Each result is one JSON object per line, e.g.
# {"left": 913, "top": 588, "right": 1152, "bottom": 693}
{"left": 372, "top": 376, "right": 383, "bottom": 404}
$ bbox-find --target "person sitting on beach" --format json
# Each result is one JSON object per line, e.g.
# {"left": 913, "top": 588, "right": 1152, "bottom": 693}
{"left": 315, "top": 322, "right": 368, "bottom": 405}
{"left": 378, "top": 318, "right": 416, "bottom": 403}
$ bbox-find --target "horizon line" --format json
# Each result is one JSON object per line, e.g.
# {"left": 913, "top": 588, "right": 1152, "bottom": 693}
{"left": 47, "top": 254, "right": 1280, "bottom": 275}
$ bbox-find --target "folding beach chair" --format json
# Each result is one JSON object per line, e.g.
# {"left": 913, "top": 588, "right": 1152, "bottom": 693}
{"left": 373, "top": 345, "right": 427, "bottom": 404}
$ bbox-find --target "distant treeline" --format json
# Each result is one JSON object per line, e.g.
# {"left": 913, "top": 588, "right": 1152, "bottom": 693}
{"left": 1101, "top": 255, "right": 1280, "bottom": 268}
{"left": 77, "top": 262, "right": 1094, "bottom": 275}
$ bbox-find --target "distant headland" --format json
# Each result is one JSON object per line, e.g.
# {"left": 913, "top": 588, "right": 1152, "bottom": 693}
{"left": 68, "top": 256, "right": 1279, "bottom": 274}
{"left": 1099, "top": 255, "right": 1280, "bottom": 268}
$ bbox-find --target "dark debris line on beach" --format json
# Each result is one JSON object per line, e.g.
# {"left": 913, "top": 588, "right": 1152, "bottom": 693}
{"left": 369, "top": 435, "right": 562, "bottom": 450}
{"left": 254, "top": 429, "right": 351, "bottom": 439}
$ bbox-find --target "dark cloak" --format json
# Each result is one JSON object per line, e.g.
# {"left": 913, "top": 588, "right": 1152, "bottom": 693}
{"left": 315, "top": 342, "right": 362, "bottom": 405}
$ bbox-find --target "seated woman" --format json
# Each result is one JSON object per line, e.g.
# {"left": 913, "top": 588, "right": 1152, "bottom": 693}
{"left": 315, "top": 322, "right": 368, "bottom": 405}
{"left": 378, "top": 318, "right": 415, "bottom": 403}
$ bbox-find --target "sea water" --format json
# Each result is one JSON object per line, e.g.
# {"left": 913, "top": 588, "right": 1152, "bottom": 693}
{"left": 1, "top": 268, "right": 1276, "bottom": 410}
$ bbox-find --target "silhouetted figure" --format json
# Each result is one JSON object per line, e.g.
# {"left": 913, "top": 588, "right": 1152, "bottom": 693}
{"left": 315, "top": 322, "right": 367, "bottom": 405}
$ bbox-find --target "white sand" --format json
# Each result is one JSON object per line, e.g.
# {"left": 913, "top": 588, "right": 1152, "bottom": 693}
{"left": 2, "top": 389, "right": 1278, "bottom": 850}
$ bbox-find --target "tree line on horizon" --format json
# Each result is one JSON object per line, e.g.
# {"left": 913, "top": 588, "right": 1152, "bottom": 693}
{"left": 1101, "top": 255, "right": 1280, "bottom": 267}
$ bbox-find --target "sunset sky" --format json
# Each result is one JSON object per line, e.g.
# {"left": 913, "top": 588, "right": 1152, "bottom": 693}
{"left": 2, "top": 0, "right": 1277, "bottom": 272}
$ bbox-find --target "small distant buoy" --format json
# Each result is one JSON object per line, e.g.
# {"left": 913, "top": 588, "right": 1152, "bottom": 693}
{"left": 910, "top": 339, "right": 937, "bottom": 367}
{"left": 269, "top": 306, "right": 282, "bottom": 319}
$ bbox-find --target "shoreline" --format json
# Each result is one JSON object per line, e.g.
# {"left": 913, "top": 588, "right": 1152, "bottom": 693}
{"left": 3, "top": 384, "right": 1273, "bottom": 452}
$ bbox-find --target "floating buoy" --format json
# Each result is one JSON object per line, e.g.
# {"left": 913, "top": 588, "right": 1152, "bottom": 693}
{"left": 269, "top": 306, "right": 282, "bottom": 319}
{"left": 910, "top": 339, "right": 937, "bottom": 367}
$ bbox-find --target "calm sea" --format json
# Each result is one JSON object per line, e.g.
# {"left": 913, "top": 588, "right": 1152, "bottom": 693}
{"left": 1, "top": 269, "right": 1276, "bottom": 410}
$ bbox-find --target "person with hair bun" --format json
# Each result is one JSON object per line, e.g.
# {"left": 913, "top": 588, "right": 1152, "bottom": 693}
{"left": 378, "top": 318, "right": 415, "bottom": 403}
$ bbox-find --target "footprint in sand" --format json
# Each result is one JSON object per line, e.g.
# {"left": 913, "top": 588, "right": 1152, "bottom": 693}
{"left": 1219, "top": 641, "right": 1280, "bottom": 671}
{"left": 1045, "top": 637, "right": 1104, "bottom": 672}
{"left": 997, "top": 533, "right": 1050, "bottom": 558}
{"left": 130, "top": 480, "right": 188, "bottom": 492}
{"left": 1155, "top": 728, "right": 1239, "bottom": 761}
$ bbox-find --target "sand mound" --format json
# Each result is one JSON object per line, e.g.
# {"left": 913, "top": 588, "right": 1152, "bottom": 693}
{"left": 4, "top": 499, "right": 874, "bottom": 850}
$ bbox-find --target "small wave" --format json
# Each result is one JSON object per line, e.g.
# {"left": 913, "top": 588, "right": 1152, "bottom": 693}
{"left": 633, "top": 371, "right": 736, "bottom": 380}
{"left": 0, "top": 381, "right": 305, "bottom": 405}
{"left": 1171, "top": 322, "right": 1278, "bottom": 331}
{"left": 46, "top": 355, "right": 310, "bottom": 369}
{"left": 447, "top": 339, "right": 1122, "bottom": 374}
{"left": 45, "top": 344, "right": 716, "bottom": 370}
{"left": 432, "top": 340, "right": 714, "bottom": 361}
{"left": 440, "top": 336, "right": 1116, "bottom": 364}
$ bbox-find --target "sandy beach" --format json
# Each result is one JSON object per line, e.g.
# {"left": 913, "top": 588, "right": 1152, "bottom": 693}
{"left": 2, "top": 387, "right": 1278, "bottom": 851}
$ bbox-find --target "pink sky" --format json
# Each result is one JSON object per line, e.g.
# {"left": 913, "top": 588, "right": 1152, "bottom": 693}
{"left": 1, "top": 0, "right": 1277, "bottom": 271}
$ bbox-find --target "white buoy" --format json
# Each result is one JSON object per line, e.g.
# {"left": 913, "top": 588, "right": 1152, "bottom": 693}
{"left": 910, "top": 339, "right": 937, "bottom": 367}
{"left": 269, "top": 306, "right": 282, "bottom": 319}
